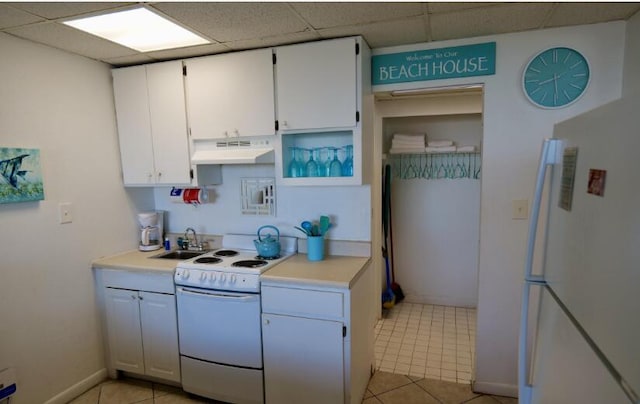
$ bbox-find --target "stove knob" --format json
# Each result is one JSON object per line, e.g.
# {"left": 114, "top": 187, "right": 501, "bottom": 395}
{"left": 230, "top": 274, "right": 237, "bottom": 284}
{"left": 220, "top": 273, "right": 227, "bottom": 283}
{"left": 181, "top": 269, "right": 190, "bottom": 280}
{"left": 210, "top": 272, "right": 217, "bottom": 282}
{"left": 200, "top": 272, "right": 207, "bottom": 282}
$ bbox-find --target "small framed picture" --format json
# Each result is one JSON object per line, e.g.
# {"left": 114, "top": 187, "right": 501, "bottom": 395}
{"left": 587, "top": 169, "right": 606, "bottom": 197}
{"left": 1, "top": 147, "right": 45, "bottom": 204}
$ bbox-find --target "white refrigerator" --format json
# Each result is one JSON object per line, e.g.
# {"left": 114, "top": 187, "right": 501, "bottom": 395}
{"left": 518, "top": 94, "right": 640, "bottom": 403}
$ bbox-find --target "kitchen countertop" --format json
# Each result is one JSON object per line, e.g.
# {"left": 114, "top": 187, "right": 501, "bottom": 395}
{"left": 92, "top": 249, "right": 180, "bottom": 273}
{"left": 93, "top": 250, "right": 371, "bottom": 289}
{"left": 261, "top": 254, "right": 371, "bottom": 289}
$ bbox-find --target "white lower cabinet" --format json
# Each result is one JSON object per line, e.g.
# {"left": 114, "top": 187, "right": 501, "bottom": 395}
{"left": 262, "top": 313, "right": 344, "bottom": 404}
{"left": 99, "top": 270, "right": 180, "bottom": 383}
{"left": 261, "top": 264, "right": 373, "bottom": 404}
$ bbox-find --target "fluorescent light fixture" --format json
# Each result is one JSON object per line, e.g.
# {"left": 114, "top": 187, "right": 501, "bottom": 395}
{"left": 390, "top": 84, "right": 483, "bottom": 96}
{"left": 64, "top": 7, "right": 209, "bottom": 52}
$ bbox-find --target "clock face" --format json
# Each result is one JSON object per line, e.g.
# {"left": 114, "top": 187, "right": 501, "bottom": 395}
{"left": 523, "top": 47, "right": 590, "bottom": 109}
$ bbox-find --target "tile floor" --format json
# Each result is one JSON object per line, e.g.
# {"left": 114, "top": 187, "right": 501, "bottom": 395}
{"left": 68, "top": 301, "right": 493, "bottom": 404}
{"left": 374, "top": 302, "right": 476, "bottom": 384}
{"left": 68, "top": 371, "right": 517, "bottom": 404}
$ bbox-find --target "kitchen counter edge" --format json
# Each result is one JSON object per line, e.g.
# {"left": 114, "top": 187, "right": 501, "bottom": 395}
{"left": 92, "top": 249, "right": 178, "bottom": 273}
{"left": 261, "top": 254, "right": 372, "bottom": 290}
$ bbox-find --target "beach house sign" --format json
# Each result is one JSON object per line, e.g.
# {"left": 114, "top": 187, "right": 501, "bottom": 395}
{"left": 372, "top": 42, "right": 496, "bottom": 85}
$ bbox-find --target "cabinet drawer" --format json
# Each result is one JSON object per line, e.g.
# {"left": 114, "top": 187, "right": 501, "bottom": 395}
{"left": 100, "top": 269, "right": 175, "bottom": 294}
{"left": 262, "top": 285, "right": 343, "bottom": 320}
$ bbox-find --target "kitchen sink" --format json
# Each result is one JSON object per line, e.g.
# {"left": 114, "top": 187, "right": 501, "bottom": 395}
{"left": 152, "top": 250, "right": 210, "bottom": 260}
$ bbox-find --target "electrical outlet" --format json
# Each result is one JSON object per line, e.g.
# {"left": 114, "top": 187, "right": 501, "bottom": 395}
{"left": 59, "top": 202, "right": 73, "bottom": 224}
{"left": 512, "top": 199, "right": 528, "bottom": 220}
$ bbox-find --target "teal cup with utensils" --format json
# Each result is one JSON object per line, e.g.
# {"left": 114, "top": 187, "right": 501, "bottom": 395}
{"left": 307, "top": 236, "right": 325, "bottom": 261}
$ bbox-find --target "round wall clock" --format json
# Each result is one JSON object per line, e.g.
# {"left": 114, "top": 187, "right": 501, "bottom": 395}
{"left": 522, "top": 47, "right": 590, "bottom": 109}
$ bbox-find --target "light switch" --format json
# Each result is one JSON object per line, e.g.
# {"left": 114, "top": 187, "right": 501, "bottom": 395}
{"left": 59, "top": 202, "right": 73, "bottom": 224}
{"left": 512, "top": 199, "right": 528, "bottom": 220}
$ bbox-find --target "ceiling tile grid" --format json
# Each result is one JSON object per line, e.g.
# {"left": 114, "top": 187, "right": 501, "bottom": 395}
{"left": 4, "top": 21, "right": 138, "bottom": 60}
{"left": 0, "top": 4, "right": 44, "bottom": 29}
{"left": 429, "top": 3, "right": 555, "bottom": 41}
{"left": 318, "top": 16, "right": 429, "bottom": 48}
{"left": 546, "top": 2, "right": 640, "bottom": 27}
{"left": 0, "top": 2, "right": 638, "bottom": 66}
{"left": 5, "top": 2, "right": 129, "bottom": 20}
{"left": 290, "top": 2, "right": 424, "bottom": 29}
{"left": 152, "top": 2, "right": 311, "bottom": 43}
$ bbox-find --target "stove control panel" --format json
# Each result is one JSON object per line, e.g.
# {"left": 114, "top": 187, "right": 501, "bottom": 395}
{"left": 174, "top": 268, "right": 260, "bottom": 292}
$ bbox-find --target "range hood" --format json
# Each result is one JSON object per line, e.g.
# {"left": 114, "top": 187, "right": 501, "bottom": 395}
{"left": 191, "top": 139, "right": 275, "bottom": 165}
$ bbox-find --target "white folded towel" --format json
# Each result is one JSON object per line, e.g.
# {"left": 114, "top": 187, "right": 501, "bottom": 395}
{"left": 392, "top": 139, "right": 425, "bottom": 147}
{"left": 425, "top": 146, "right": 457, "bottom": 153}
{"left": 393, "top": 134, "right": 426, "bottom": 141}
{"left": 427, "top": 140, "right": 454, "bottom": 147}
{"left": 389, "top": 147, "right": 425, "bottom": 154}
{"left": 456, "top": 145, "right": 478, "bottom": 152}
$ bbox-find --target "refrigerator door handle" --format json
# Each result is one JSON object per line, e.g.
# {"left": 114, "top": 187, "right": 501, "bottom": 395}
{"left": 519, "top": 138, "right": 562, "bottom": 404}
{"left": 524, "top": 138, "right": 561, "bottom": 281}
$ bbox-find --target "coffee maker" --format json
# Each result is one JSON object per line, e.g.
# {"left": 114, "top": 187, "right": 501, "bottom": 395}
{"left": 138, "top": 211, "right": 164, "bottom": 251}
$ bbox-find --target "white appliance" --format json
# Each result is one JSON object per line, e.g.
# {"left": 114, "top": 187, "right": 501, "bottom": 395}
{"left": 174, "top": 234, "right": 297, "bottom": 404}
{"left": 190, "top": 138, "right": 275, "bottom": 165}
{"left": 137, "top": 211, "right": 164, "bottom": 251}
{"left": 519, "top": 95, "right": 640, "bottom": 403}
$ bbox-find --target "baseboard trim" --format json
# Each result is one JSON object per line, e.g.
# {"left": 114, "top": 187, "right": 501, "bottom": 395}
{"left": 44, "top": 368, "right": 108, "bottom": 404}
{"left": 472, "top": 381, "right": 518, "bottom": 398}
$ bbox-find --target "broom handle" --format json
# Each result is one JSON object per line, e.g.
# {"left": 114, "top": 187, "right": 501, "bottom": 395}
{"left": 388, "top": 167, "right": 396, "bottom": 282}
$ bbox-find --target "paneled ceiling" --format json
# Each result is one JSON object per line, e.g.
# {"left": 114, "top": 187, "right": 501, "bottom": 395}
{"left": 2, "top": 2, "right": 639, "bottom": 66}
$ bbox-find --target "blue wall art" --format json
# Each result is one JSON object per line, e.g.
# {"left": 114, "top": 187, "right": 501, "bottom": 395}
{"left": 0, "top": 147, "right": 45, "bottom": 204}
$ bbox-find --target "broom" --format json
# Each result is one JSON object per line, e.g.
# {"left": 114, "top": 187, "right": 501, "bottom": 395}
{"left": 382, "top": 245, "right": 395, "bottom": 309}
{"left": 381, "top": 165, "right": 395, "bottom": 309}
{"left": 385, "top": 164, "right": 405, "bottom": 302}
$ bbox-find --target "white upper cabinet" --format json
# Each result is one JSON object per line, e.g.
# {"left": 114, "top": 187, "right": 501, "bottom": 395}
{"left": 184, "top": 48, "right": 276, "bottom": 140}
{"left": 112, "top": 61, "right": 192, "bottom": 186}
{"left": 274, "top": 36, "right": 371, "bottom": 186}
{"left": 275, "top": 37, "right": 358, "bottom": 131}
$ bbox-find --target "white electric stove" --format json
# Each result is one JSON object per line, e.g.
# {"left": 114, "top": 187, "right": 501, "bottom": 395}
{"left": 174, "top": 233, "right": 296, "bottom": 403}
{"left": 175, "top": 233, "right": 297, "bottom": 292}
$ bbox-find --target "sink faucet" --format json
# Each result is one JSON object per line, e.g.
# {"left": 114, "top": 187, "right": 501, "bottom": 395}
{"left": 184, "top": 227, "right": 200, "bottom": 250}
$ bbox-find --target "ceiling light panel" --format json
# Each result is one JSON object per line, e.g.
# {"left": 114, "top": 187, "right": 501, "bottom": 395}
{"left": 63, "top": 7, "right": 209, "bottom": 52}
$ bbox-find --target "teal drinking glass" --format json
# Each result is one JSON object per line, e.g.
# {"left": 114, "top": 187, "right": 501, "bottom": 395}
{"left": 305, "top": 148, "right": 319, "bottom": 177}
{"left": 287, "top": 147, "right": 300, "bottom": 178}
{"left": 329, "top": 147, "right": 342, "bottom": 177}
{"left": 342, "top": 145, "right": 353, "bottom": 177}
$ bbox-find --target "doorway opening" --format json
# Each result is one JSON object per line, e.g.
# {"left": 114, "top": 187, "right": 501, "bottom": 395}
{"left": 372, "top": 87, "right": 483, "bottom": 384}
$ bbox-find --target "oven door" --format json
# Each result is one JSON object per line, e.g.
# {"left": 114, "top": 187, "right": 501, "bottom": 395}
{"left": 176, "top": 286, "right": 262, "bottom": 368}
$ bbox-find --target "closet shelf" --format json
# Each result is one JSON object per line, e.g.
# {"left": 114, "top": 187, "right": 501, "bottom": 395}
{"left": 387, "top": 152, "right": 481, "bottom": 180}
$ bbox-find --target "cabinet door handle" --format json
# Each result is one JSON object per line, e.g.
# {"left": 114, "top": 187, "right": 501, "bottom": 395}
{"left": 263, "top": 319, "right": 270, "bottom": 325}
{"left": 131, "top": 295, "right": 137, "bottom": 300}
{"left": 139, "top": 296, "right": 143, "bottom": 300}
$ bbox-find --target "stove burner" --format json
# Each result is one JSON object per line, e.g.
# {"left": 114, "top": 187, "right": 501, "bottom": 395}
{"left": 232, "top": 260, "right": 268, "bottom": 268}
{"left": 214, "top": 249, "right": 239, "bottom": 257}
{"left": 194, "top": 257, "right": 223, "bottom": 264}
{"left": 255, "top": 255, "right": 281, "bottom": 260}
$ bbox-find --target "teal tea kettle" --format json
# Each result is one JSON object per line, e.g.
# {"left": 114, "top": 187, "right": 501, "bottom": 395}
{"left": 254, "top": 225, "right": 281, "bottom": 258}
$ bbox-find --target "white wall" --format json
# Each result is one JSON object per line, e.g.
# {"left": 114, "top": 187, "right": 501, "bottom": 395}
{"left": 623, "top": 10, "right": 640, "bottom": 96}
{"left": 372, "top": 21, "right": 626, "bottom": 395}
{"left": 384, "top": 114, "right": 482, "bottom": 307}
{"left": 0, "top": 33, "right": 151, "bottom": 403}
{"left": 154, "top": 165, "right": 371, "bottom": 241}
